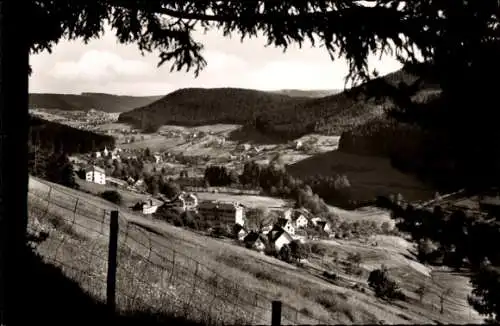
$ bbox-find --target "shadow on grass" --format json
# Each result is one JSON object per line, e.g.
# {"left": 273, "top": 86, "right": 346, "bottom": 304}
{"left": 23, "top": 239, "right": 204, "bottom": 326}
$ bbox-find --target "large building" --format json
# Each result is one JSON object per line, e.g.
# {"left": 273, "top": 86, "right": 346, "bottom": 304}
{"left": 198, "top": 201, "right": 245, "bottom": 226}
{"left": 85, "top": 165, "right": 106, "bottom": 185}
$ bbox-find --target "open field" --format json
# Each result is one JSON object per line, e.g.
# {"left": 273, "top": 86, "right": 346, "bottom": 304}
{"left": 28, "top": 176, "right": 482, "bottom": 325}
{"left": 195, "top": 192, "right": 290, "bottom": 208}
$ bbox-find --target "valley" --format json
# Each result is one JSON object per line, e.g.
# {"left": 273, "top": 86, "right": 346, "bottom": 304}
{"left": 26, "top": 70, "right": 485, "bottom": 325}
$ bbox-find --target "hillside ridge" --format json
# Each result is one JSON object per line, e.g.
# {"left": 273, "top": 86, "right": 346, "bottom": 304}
{"left": 118, "top": 68, "right": 438, "bottom": 139}
{"left": 29, "top": 93, "right": 163, "bottom": 113}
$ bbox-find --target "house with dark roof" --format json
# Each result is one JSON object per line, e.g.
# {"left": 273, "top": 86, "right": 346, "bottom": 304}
{"left": 233, "top": 224, "right": 248, "bottom": 241}
{"left": 267, "top": 227, "right": 293, "bottom": 253}
{"left": 275, "top": 218, "right": 295, "bottom": 235}
{"left": 244, "top": 231, "right": 266, "bottom": 252}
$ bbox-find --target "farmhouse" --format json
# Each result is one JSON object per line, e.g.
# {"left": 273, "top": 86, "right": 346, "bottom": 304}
{"left": 133, "top": 200, "right": 159, "bottom": 215}
{"left": 198, "top": 201, "right": 245, "bottom": 226}
{"left": 316, "top": 221, "right": 332, "bottom": 233}
{"left": 243, "top": 232, "right": 267, "bottom": 252}
{"left": 267, "top": 227, "right": 293, "bottom": 253}
{"left": 275, "top": 218, "right": 295, "bottom": 235}
{"left": 163, "top": 192, "right": 199, "bottom": 212}
{"left": 233, "top": 224, "right": 248, "bottom": 241}
{"left": 85, "top": 165, "right": 106, "bottom": 185}
{"left": 292, "top": 211, "right": 309, "bottom": 229}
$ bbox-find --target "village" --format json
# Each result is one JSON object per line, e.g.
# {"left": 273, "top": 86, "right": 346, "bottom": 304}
{"left": 78, "top": 144, "right": 337, "bottom": 263}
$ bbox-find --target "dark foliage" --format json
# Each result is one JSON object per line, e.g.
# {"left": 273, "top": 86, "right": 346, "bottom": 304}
{"left": 29, "top": 93, "right": 162, "bottom": 113}
{"left": 368, "top": 266, "right": 405, "bottom": 301}
{"left": 45, "top": 151, "right": 77, "bottom": 188}
{"left": 204, "top": 165, "right": 233, "bottom": 187}
{"left": 100, "top": 190, "right": 122, "bottom": 205}
{"left": 468, "top": 265, "right": 500, "bottom": 323}
{"left": 30, "top": 116, "right": 115, "bottom": 155}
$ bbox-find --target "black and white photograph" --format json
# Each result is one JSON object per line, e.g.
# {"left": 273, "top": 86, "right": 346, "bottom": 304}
{"left": 1, "top": 1, "right": 499, "bottom": 325}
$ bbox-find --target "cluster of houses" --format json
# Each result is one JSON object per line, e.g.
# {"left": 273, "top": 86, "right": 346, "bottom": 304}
{"left": 93, "top": 146, "right": 122, "bottom": 160}
{"left": 235, "top": 208, "right": 333, "bottom": 255}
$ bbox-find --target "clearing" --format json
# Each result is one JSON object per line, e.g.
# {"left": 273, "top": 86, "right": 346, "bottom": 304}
{"left": 195, "top": 192, "right": 290, "bottom": 209}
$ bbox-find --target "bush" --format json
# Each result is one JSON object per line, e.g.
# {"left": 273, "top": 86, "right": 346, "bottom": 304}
{"left": 100, "top": 190, "right": 122, "bottom": 205}
{"left": 310, "top": 243, "right": 329, "bottom": 256}
{"left": 323, "top": 271, "right": 338, "bottom": 281}
{"left": 279, "top": 244, "right": 292, "bottom": 263}
{"left": 368, "top": 266, "right": 405, "bottom": 300}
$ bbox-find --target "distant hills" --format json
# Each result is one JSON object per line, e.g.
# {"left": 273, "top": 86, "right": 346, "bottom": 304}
{"left": 269, "top": 89, "right": 341, "bottom": 98}
{"left": 29, "top": 93, "right": 163, "bottom": 113}
{"left": 118, "top": 68, "right": 438, "bottom": 140}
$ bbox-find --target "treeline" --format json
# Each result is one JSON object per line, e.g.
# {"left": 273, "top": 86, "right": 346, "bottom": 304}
{"left": 30, "top": 116, "right": 115, "bottom": 154}
{"left": 204, "top": 162, "right": 354, "bottom": 213}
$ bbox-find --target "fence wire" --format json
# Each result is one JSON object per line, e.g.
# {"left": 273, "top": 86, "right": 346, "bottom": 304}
{"left": 27, "top": 178, "right": 330, "bottom": 325}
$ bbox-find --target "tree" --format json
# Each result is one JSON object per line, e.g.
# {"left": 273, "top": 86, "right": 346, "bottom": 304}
{"left": 100, "top": 190, "right": 122, "bottom": 205}
{"left": 416, "top": 284, "right": 428, "bottom": 303}
{"left": 439, "top": 288, "right": 453, "bottom": 315}
{"left": 161, "top": 181, "right": 181, "bottom": 199}
{"left": 244, "top": 207, "right": 269, "bottom": 232}
{"left": 290, "top": 240, "right": 309, "bottom": 262}
{"left": 368, "top": 265, "right": 404, "bottom": 301}
{"left": 468, "top": 264, "right": 500, "bottom": 323}
{"left": 45, "top": 152, "right": 77, "bottom": 188}
{"left": 279, "top": 244, "right": 292, "bottom": 263}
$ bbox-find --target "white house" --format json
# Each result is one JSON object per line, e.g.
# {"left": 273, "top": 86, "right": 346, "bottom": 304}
{"left": 153, "top": 154, "right": 162, "bottom": 164}
{"left": 244, "top": 232, "right": 267, "bottom": 252}
{"left": 163, "top": 192, "right": 199, "bottom": 212}
{"left": 292, "top": 212, "right": 309, "bottom": 229}
{"left": 317, "top": 221, "right": 332, "bottom": 233}
{"left": 134, "top": 200, "right": 159, "bottom": 215}
{"left": 85, "top": 166, "right": 106, "bottom": 185}
{"left": 103, "top": 147, "right": 109, "bottom": 157}
{"left": 268, "top": 228, "right": 293, "bottom": 253}
{"left": 311, "top": 217, "right": 323, "bottom": 227}
{"left": 142, "top": 201, "right": 159, "bottom": 215}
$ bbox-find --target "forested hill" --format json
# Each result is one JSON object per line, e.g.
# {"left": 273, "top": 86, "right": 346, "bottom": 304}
{"left": 117, "top": 87, "right": 312, "bottom": 128}
{"left": 118, "top": 69, "right": 439, "bottom": 139}
{"left": 29, "top": 116, "right": 115, "bottom": 154}
{"left": 29, "top": 93, "right": 163, "bottom": 113}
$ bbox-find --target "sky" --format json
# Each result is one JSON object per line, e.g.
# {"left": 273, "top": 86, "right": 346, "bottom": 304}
{"left": 29, "top": 27, "right": 403, "bottom": 96}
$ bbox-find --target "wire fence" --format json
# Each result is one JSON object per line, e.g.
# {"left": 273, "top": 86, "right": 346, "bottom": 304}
{"left": 27, "top": 177, "right": 331, "bottom": 325}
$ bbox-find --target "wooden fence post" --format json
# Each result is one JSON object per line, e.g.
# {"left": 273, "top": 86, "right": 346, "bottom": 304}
{"left": 272, "top": 300, "right": 282, "bottom": 326}
{"left": 107, "top": 210, "right": 119, "bottom": 313}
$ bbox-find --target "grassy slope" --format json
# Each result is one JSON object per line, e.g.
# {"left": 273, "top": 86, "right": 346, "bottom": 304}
{"left": 28, "top": 176, "right": 480, "bottom": 325}
{"left": 29, "top": 92, "right": 163, "bottom": 113}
